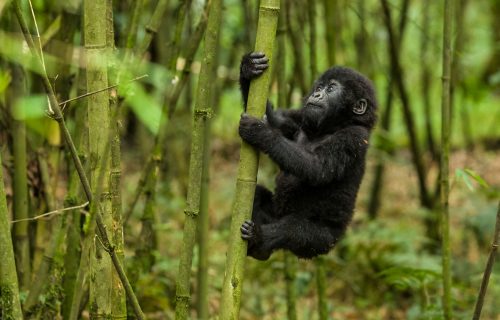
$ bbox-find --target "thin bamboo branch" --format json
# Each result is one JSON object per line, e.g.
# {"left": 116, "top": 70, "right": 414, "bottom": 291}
{"left": 472, "top": 201, "right": 500, "bottom": 319}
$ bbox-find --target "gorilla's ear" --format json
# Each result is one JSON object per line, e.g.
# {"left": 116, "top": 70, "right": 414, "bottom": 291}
{"left": 353, "top": 99, "right": 367, "bottom": 115}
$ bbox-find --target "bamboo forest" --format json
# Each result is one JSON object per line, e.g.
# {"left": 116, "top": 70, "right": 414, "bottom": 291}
{"left": 0, "top": 0, "right": 500, "bottom": 319}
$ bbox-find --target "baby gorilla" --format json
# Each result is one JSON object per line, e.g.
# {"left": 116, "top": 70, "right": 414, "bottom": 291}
{"left": 238, "top": 52, "right": 377, "bottom": 260}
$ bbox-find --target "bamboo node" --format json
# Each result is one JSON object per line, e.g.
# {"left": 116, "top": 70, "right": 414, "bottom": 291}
{"left": 492, "top": 243, "right": 499, "bottom": 248}
{"left": 176, "top": 295, "right": 190, "bottom": 303}
{"left": 184, "top": 209, "right": 199, "bottom": 218}
{"left": 236, "top": 178, "right": 257, "bottom": 184}
{"left": 194, "top": 108, "right": 213, "bottom": 119}
{"left": 145, "top": 25, "right": 157, "bottom": 34}
{"left": 260, "top": 6, "right": 280, "bottom": 13}
{"left": 85, "top": 43, "right": 107, "bottom": 50}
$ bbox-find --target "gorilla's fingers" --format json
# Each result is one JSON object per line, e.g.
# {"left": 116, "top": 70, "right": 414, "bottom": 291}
{"left": 249, "top": 52, "right": 266, "bottom": 59}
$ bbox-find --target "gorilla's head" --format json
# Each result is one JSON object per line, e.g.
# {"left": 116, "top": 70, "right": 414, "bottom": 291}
{"left": 302, "top": 67, "right": 377, "bottom": 134}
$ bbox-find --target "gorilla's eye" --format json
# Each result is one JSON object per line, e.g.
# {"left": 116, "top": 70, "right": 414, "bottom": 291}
{"left": 315, "top": 86, "right": 323, "bottom": 92}
{"left": 327, "top": 81, "right": 339, "bottom": 92}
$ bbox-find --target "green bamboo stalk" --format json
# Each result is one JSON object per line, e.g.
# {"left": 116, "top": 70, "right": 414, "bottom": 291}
{"left": 322, "top": 0, "right": 337, "bottom": 66}
{"left": 380, "top": 0, "right": 432, "bottom": 209}
{"left": 277, "top": 5, "right": 297, "bottom": 318}
{"left": 308, "top": 1, "right": 317, "bottom": 79}
{"left": 283, "top": 252, "right": 297, "bottom": 320}
{"left": 420, "top": 0, "right": 437, "bottom": 160}
{"left": 23, "top": 155, "right": 63, "bottom": 313}
{"left": 440, "top": 0, "right": 454, "bottom": 318}
{"left": 136, "top": 0, "right": 170, "bottom": 57}
{"left": 7, "top": 62, "right": 30, "bottom": 290}
{"left": 368, "top": 0, "right": 410, "bottom": 219}
{"left": 12, "top": 3, "right": 144, "bottom": 318}
{"left": 65, "top": 46, "right": 89, "bottom": 320}
{"left": 316, "top": 256, "right": 328, "bottom": 320}
{"left": 84, "top": 0, "right": 127, "bottom": 317}
{"left": 24, "top": 215, "right": 65, "bottom": 313}
{"left": 277, "top": 0, "right": 287, "bottom": 109}
{"left": 472, "top": 201, "right": 500, "bottom": 319}
{"left": 124, "top": 3, "right": 209, "bottom": 224}
{"left": 219, "top": 2, "right": 280, "bottom": 319}
{"left": 0, "top": 151, "right": 23, "bottom": 320}
{"left": 123, "top": 0, "right": 144, "bottom": 50}
{"left": 169, "top": 0, "right": 192, "bottom": 71}
{"left": 285, "top": 2, "right": 308, "bottom": 94}
{"left": 175, "top": 0, "right": 222, "bottom": 318}
{"left": 196, "top": 7, "right": 223, "bottom": 319}
{"left": 196, "top": 121, "right": 211, "bottom": 320}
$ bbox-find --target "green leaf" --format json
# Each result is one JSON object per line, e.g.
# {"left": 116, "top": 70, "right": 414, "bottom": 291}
{"left": 455, "top": 168, "right": 475, "bottom": 191}
{"left": 455, "top": 168, "right": 490, "bottom": 191}
{"left": 464, "top": 169, "right": 490, "bottom": 189}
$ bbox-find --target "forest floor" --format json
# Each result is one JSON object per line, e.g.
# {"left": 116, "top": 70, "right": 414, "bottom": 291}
{"left": 121, "top": 142, "right": 500, "bottom": 319}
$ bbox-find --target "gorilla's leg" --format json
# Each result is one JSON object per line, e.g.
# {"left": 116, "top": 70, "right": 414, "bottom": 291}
{"left": 243, "top": 214, "right": 342, "bottom": 260}
{"left": 241, "top": 185, "right": 278, "bottom": 260}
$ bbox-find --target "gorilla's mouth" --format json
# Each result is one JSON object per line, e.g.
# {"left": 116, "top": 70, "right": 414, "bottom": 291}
{"left": 306, "top": 102, "right": 325, "bottom": 109}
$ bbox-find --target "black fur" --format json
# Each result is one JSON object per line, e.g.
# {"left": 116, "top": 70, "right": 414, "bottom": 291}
{"left": 238, "top": 52, "right": 377, "bottom": 260}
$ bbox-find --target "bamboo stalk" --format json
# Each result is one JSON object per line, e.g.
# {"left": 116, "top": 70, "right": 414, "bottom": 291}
{"left": 440, "top": 0, "right": 454, "bottom": 318}
{"left": 124, "top": 3, "right": 210, "bottom": 224}
{"left": 322, "top": 0, "right": 337, "bottom": 66}
{"left": 0, "top": 151, "right": 23, "bottom": 320}
{"left": 196, "top": 138, "right": 211, "bottom": 320}
{"left": 285, "top": 2, "right": 308, "bottom": 94}
{"left": 136, "top": 0, "right": 170, "bottom": 57}
{"left": 284, "top": 252, "right": 297, "bottom": 320}
{"left": 219, "top": 1, "right": 280, "bottom": 319}
{"left": 174, "top": 0, "right": 222, "bottom": 318}
{"left": 12, "top": 2, "right": 145, "bottom": 318}
{"left": 316, "top": 256, "right": 328, "bottom": 319}
{"left": 472, "top": 201, "right": 500, "bottom": 319}
{"left": 169, "top": 0, "right": 192, "bottom": 70}
{"left": 380, "top": 0, "right": 432, "bottom": 209}
{"left": 8, "top": 62, "right": 31, "bottom": 290}
{"left": 308, "top": 1, "right": 317, "bottom": 79}
{"left": 23, "top": 154, "right": 64, "bottom": 313}
{"left": 368, "top": 0, "right": 410, "bottom": 219}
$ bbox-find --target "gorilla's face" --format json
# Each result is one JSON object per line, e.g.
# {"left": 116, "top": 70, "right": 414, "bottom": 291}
{"left": 301, "top": 67, "right": 377, "bottom": 133}
{"left": 302, "top": 78, "right": 345, "bottom": 131}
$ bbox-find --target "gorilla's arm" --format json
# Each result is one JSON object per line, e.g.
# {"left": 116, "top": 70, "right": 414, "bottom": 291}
{"left": 240, "top": 52, "right": 301, "bottom": 139}
{"left": 239, "top": 119, "right": 369, "bottom": 185}
{"left": 265, "top": 104, "right": 302, "bottom": 139}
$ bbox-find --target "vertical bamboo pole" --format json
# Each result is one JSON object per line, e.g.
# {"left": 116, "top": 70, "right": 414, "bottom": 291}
{"left": 174, "top": 0, "right": 223, "bottom": 318}
{"left": 277, "top": 3, "right": 298, "bottom": 317}
{"left": 219, "top": 1, "right": 280, "bottom": 319}
{"left": 8, "top": 63, "right": 30, "bottom": 290}
{"left": 308, "top": 1, "right": 317, "bottom": 79}
{"left": 440, "top": 0, "right": 454, "bottom": 318}
{"left": 0, "top": 152, "right": 23, "bottom": 320}
{"left": 84, "top": 0, "right": 126, "bottom": 317}
{"left": 323, "top": 0, "right": 337, "bottom": 66}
